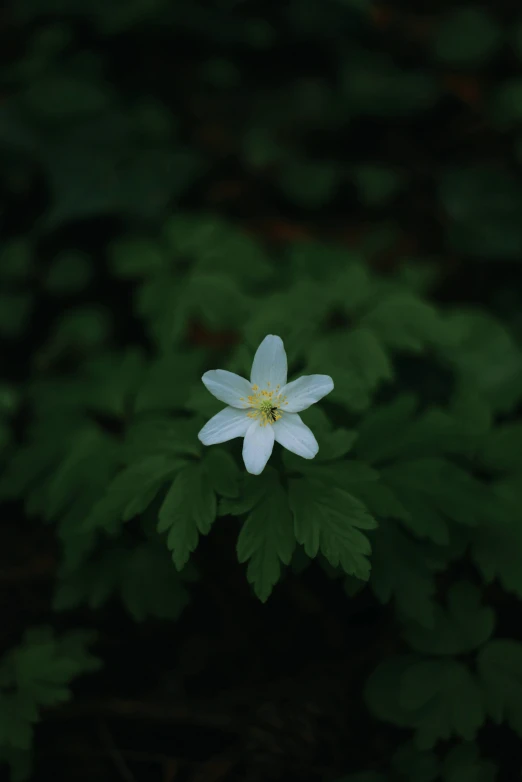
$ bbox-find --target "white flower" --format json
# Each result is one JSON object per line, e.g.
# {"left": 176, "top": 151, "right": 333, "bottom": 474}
{"left": 197, "top": 334, "right": 334, "bottom": 475}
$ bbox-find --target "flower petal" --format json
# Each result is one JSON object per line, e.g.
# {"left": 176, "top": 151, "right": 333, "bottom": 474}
{"left": 198, "top": 407, "right": 250, "bottom": 445}
{"left": 242, "top": 421, "right": 275, "bottom": 475}
{"left": 280, "top": 374, "right": 334, "bottom": 413}
{"left": 250, "top": 334, "right": 287, "bottom": 389}
{"left": 273, "top": 413, "right": 318, "bottom": 459}
{"left": 201, "top": 369, "right": 252, "bottom": 408}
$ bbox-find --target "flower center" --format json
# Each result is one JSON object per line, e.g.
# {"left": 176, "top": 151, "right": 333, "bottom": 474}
{"left": 240, "top": 383, "right": 288, "bottom": 426}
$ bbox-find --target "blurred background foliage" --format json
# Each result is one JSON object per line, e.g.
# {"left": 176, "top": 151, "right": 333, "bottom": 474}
{"left": 2, "top": 0, "right": 522, "bottom": 781}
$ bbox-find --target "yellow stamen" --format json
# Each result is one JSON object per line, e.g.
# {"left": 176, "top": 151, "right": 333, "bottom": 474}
{"left": 244, "top": 383, "right": 288, "bottom": 426}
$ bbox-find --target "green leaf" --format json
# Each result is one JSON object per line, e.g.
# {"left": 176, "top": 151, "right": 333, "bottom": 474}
{"left": 123, "top": 416, "right": 201, "bottom": 464}
{"left": 108, "top": 236, "right": 166, "bottom": 278}
{"left": 358, "top": 403, "right": 477, "bottom": 465}
{"left": 0, "top": 628, "right": 100, "bottom": 754}
{"left": 370, "top": 520, "right": 444, "bottom": 627}
{"left": 362, "top": 294, "right": 456, "bottom": 353}
{"left": 351, "top": 480, "right": 411, "bottom": 522}
{"left": 352, "top": 164, "right": 404, "bottom": 206}
{"left": 40, "top": 307, "right": 111, "bottom": 357}
{"left": 440, "top": 168, "right": 522, "bottom": 260}
{"left": 44, "top": 251, "right": 92, "bottom": 294}
{"left": 401, "top": 581, "right": 495, "bottom": 655}
{"left": 134, "top": 353, "right": 205, "bottom": 413}
{"left": 245, "top": 281, "right": 331, "bottom": 361}
{"left": 0, "top": 745, "right": 32, "bottom": 782}
{"left": 366, "top": 654, "right": 485, "bottom": 749}
{"left": 55, "top": 542, "right": 193, "bottom": 621}
{"left": 0, "top": 693, "right": 36, "bottom": 750}
{"left": 236, "top": 469, "right": 295, "bottom": 601}
{"left": 218, "top": 473, "right": 270, "bottom": 517}
{"left": 441, "top": 311, "right": 522, "bottom": 413}
{"left": 381, "top": 458, "right": 498, "bottom": 544}
{"left": 441, "top": 743, "right": 497, "bottom": 782}
{"left": 158, "top": 462, "right": 217, "bottom": 569}
{"left": 432, "top": 7, "right": 502, "bottom": 65}
{"left": 400, "top": 658, "right": 485, "bottom": 749}
{"left": 288, "top": 479, "right": 377, "bottom": 580}
{"left": 479, "top": 423, "right": 522, "bottom": 471}
{"left": 327, "top": 257, "right": 374, "bottom": 313}
{"left": 120, "top": 544, "right": 193, "bottom": 622}
{"left": 292, "top": 459, "right": 379, "bottom": 491}
{"left": 471, "top": 479, "right": 522, "bottom": 598}
{"left": 84, "top": 455, "right": 183, "bottom": 532}
{"left": 187, "top": 273, "right": 249, "bottom": 330}
{"left": 365, "top": 655, "right": 421, "bottom": 728}
{"left": 296, "top": 407, "right": 358, "bottom": 463}
{"left": 279, "top": 159, "right": 340, "bottom": 207}
{"left": 477, "top": 639, "right": 522, "bottom": 735}
{"left": 164, "top": 214, "right": 272, "bottom": 284}
{"left": 203, "top": 449, "right": 240, "bottom": 498}
{"left": 308, "top": 329, "right": 393, "bottom": 412}
{"left": 355, "top": 395, "right": 417, "bottom": 464}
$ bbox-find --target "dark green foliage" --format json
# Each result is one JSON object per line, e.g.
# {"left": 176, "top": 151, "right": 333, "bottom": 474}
{"left": 2, "top": 1, "right": 522, "bottom": 779}
{"left": 0, "top": 628, "right": 99, "bottom": 778}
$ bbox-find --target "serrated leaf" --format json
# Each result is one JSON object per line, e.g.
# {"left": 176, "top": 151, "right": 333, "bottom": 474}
{"left": 351, "top": 480, "right": 411, "bottom": 522}
{"left": 0, "top": 628, "right": 100, "bottom": 754}
{"left": 308, "top": 329, "right": 393, "bottom": 412}
{"left": 381, "top": 458, "right": 498, "bottom": 544}
{"left": 123, "top": 416, "right": 202, "bottom": 463}
{"left": 292, "top": 459, "right": 379, "bottom": 490}
{"left": 83, "top": 455, "right": 182, "bottom": 531}
{"left": 134, "top": 352, "right": 205, "bottom": 413}
{"left": 370, "top": 520, "right": 444, "bottom": 627}
{"left": 355, "top": 395, "right": 418, "bottom": 464}
{"left": 362, "top": 294, "right": 455, "bottom": 353}
{"left": 439, "top": 312, "right": 522, "bottom": 413}
{"left": 203, "top": 449, "right": 240, "bottom": 498}
{"left": 356, "top": 397, "right": 477, "bottom": 465}
{"left": 471, "top": 480, "right": 522, "bottom": 598}
{"left": 477, "top": 639, "right": 522, "bottom": 735}
{"left": 400, "top": 658, "right": 485, "bottom": 749}
{"left": 401, "top": 581, "right": 495, "bottom": 655}
{"left": 288, "top": 479, "right": 377, "bottom": 580}
{"left": 366, "top": 653, "right": 485, "bottom": 748}
{"left": 290, "top": 407, "right": 358, "bottom": 463}
{"left": 164, "top": 214, "right": 272, "bottom": 284}
{"left": 218, "top": 473, "right": 269, "bottom": 516}
{"left": 158, "top": 462, "right": 216, "bottom": 569}
{"left": 236, "top": 469, "right": 295, "bottom": 601}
